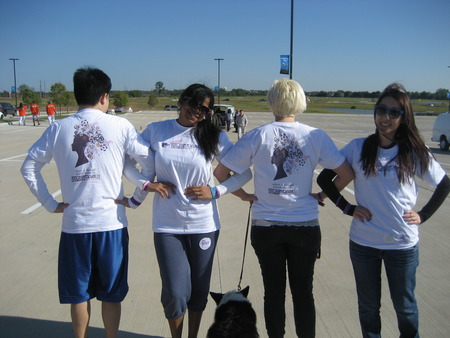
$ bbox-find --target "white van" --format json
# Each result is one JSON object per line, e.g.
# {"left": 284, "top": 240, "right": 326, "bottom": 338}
{"left": 431, "top": 112, "right": 450, "bottom": 151}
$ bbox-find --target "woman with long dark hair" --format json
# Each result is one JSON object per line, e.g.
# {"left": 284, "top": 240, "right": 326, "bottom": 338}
{"left": 317, "top": 83, "right": 450, "bottom": 338}
{"left": 122, "top": 83, "right": 252, "bottom": 338}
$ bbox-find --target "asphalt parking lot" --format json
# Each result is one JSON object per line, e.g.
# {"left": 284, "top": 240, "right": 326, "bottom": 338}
{"left": 1, "top": 111, "right": 449, "bottom": 337}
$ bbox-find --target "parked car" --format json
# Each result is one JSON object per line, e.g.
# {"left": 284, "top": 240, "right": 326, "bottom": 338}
{"left": 115, "top": 106, "right": 126, "bottom": 113}
{"left": 0, "top": 102, "right": 16, "bottom": 118}
{"left": 431, "top": 112, "right": 450, "bottom": 151}
{"left": 164, "top": 105, "right": 179, "bottom": 111}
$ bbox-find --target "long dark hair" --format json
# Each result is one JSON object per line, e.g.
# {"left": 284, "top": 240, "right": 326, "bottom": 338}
{"left": 178, "top": 84, "right": 220, "bottom": 161}
{"left": 360, "top": 83, "right": 431, "bottom": 183}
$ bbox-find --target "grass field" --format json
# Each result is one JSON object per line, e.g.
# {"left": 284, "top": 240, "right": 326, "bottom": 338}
{"left": 1, "top": 95, "right": 448, "bottom": 123}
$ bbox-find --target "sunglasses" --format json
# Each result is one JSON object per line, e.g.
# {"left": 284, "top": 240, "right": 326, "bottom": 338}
{"left": 374, "top": 104, "right": 404, "bottom": 120}
{"left": 186, "top": 103, "right": 210, "bottom": 116}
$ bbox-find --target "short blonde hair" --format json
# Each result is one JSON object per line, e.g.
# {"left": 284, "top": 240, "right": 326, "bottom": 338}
{"left": 267, "top": 79, "right": 307, "bottom": 118}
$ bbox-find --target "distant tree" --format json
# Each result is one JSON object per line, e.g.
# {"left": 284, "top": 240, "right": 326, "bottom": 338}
{"left": 148, "top": 94, "right": 158, "bottom": 108}
{"left": 434, "top": 88, "right": 449, "bottom": 100}
{"left": 113, "top": 92, "right": 129, "bottom": 107}
{"left": 50, "top": 82, "right": 71, "bottom": 115}
{"left": 155, "top": 81, "right": 165, "bottom": 96}
{"left": 334, "top": 90, "right": 345, "bottom": 97}
{"left": 19, "top": 84, "right": 41, "bottom": 105}
{"left": 418, "top": 91, "right": 433, "bottom": 100}
{"left": 127, "top": 90, "right": 143, "bottom": 98}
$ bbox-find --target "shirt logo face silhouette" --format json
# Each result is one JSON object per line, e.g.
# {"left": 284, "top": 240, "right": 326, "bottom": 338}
{"left": 72, "top": 119, "right": 110, "bottom": 167}
{"left": 271, "top": 132, "right": 306, "bottom": 180}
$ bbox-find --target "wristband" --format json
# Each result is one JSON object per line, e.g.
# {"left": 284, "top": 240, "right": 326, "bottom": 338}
{"left": 336, "top": 195, "right": 356, "bottom": 216}
{"left": 142, "top": 181, "right": 152, "bottom": 191}
{"left": 210, "top": 186, "right": 219, "bottom": 199}
{"left": 129, "top": 197, "right": 142, "bottom": 208}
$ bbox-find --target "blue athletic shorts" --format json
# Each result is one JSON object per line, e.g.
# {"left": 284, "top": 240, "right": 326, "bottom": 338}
{"left": 58, "top": 228, "right": 129, "bottom": 304}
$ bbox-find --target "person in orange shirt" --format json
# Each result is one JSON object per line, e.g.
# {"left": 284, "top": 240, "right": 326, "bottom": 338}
{"left": 18, "top": 103, "right": 28, "bottom": 126}
{"left": 30, "top": 101, "right": 40, "bottom": 126}
{"left": 46, "top": 100, "right": 56, "bottom": 124}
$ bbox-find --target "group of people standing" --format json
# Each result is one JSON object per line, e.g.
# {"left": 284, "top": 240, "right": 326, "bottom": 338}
{"left": 16, "top": 100, "right": 57, "bottom": 126}
{"left": 21, "top": 66, "right": 449, "bottom": 338}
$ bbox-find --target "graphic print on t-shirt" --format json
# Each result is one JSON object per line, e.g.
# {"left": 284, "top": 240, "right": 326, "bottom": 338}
{"left": 72, "top": 119, "right": 111, "bottom": 167}
{"left": 271, "top": 132, "right": 306, "bottom": 180}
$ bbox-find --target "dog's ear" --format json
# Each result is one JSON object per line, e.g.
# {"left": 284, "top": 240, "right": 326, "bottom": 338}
{"left": 210, "top": 291, "right": 223, "bottom": 304}
{"left": 240, "top": 285, "right": 250, "bottom": 298}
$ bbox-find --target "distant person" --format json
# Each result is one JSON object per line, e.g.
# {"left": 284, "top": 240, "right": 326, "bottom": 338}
{"left": 317, "top": 83, "right": 450, "bottom": 338}
{"left": 210, "top": 107, "right": 223, "bottom": 129}
{"left": 18, "top": 103, "right": 28, "bottom": 126}
{"left": 20, "top": 66, "right": 162, "bottom": 338}
{"left": 236, "top": 110, "right": 248, "bottom": 139}
{"left": 226, "top": 108, "right": 233, "bottom": 131}
{"left": 30, "top": 101, "right": 40, "bottom": 126}
{"left": 214, "top": 79, "right": 354, "bottom": 337}
{"left": 46, "top": 100, "right": 56, "bottom": 124}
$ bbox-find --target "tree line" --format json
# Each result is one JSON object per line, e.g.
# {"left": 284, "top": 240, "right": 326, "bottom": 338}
{"left": 1, "top": 81, "right": 448, "bottom": 111}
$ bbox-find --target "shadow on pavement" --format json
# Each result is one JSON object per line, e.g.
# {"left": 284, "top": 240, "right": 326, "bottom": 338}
{"left": 0, "top": 316, "right": 163, "bottom": 338}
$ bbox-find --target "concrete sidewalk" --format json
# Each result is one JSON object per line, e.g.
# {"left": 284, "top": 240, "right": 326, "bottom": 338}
{"left": 1, "top": 111, "right": 449, "bottom": 337}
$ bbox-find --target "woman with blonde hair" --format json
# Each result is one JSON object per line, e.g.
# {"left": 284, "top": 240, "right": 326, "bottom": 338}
{"left": 213, "top": 78, "right": 354, "bottom": 337}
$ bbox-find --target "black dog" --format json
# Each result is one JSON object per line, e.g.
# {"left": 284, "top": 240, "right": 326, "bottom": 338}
{"left": 207, "top": 286, "right": 259, "bottom": 338}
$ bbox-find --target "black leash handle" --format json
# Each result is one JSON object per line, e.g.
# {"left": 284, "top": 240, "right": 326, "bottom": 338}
{"left": 237, "top": 204, "right": 252, "bottom": 291}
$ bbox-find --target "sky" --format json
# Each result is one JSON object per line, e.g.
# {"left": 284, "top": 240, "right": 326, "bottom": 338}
{"left": 1, "top": 0, "right": 450, "bottom": 94}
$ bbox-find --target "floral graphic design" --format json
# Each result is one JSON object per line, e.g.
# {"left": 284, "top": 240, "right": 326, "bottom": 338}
{"left": 271, "top": 132, "right": 305, "bottom": 180}
{"left": 72, "top": 120, "right": 111, "bottom": 167}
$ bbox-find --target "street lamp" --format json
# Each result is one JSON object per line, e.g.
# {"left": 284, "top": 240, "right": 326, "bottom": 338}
{"left": 9, "top": 58, "right": 19, "bottom": 108}
{"left": 214, "top": 58, "right": 224, "bottom": 106}
{"left": 289, "top": 0, "right": 294, "bottom": 79}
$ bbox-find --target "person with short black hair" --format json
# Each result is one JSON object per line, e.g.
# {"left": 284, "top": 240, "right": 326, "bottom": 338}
{"left": 20, "top": 66, "right": 166, "bottom": 338}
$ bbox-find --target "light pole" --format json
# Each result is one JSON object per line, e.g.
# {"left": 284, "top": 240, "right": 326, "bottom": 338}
{"left": 214, "top": 58, "right": 224, "bottom": 106}
{"left": 9, "top": 58, "right": 19, "bottom": 107}
{"left": 289, "top": 0, "right": 294, "bottom": 79}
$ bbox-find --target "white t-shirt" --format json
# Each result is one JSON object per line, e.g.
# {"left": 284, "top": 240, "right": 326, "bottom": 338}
{"left": 141, "top": 119, "right": 233, "bottom": 234}
{"left": 23, "top": 108, "right": 150, "bottom": 234}
{"left": 342, "top": 138, "right": 446, "bottom": 249}
{"left": 220, "top": 121, "right": 345, "bottom": 223}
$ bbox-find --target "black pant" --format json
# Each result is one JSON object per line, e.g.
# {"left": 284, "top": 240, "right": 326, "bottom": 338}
{"left": 251, "top": 225, "right": 321, "bottom": 338}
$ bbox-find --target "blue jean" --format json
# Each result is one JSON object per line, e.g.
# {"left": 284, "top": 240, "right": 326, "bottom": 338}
{"left": 349, "top": 240, "right": 419, "bottom": 338}
{"left": 251, "top": 225, "right": 321, "bottom": 338}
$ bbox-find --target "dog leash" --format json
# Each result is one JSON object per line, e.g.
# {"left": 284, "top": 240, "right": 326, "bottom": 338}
{"left": 237, "top": 204, "right": 252, "bottom": 291}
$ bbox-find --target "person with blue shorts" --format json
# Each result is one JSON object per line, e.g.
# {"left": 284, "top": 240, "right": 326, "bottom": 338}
{"left": 20, "top": 67, "right": 171, "bottom": 338}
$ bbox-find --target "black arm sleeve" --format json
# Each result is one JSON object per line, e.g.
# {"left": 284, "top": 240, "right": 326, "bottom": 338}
{"left": 317, "top": 168, "right": 355, "bottom": 216}
{"left": 417, "top": 175, "right": 450, "bottom": 223}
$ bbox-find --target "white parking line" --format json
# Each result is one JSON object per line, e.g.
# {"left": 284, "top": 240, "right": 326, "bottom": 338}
{"left": 0, "top": 153, "right": 28, "bottom": 161}
{"left": 21, "top": 190, "right": 62, "bottom": 214}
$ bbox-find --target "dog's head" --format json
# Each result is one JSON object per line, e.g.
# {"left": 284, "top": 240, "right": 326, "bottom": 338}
{"left": 210, "top": 285, "right": 250, "bottom": 308}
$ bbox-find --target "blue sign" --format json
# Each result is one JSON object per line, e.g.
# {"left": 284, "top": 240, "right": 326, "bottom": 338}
{"left": 11, "top": 86, "right": 16, "bottom": 93}
{"left": 280, "top": 55, "right": 290, "bottom": 75}
{"left": 447, "top": 92, "right": 450, "bottom": 99}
